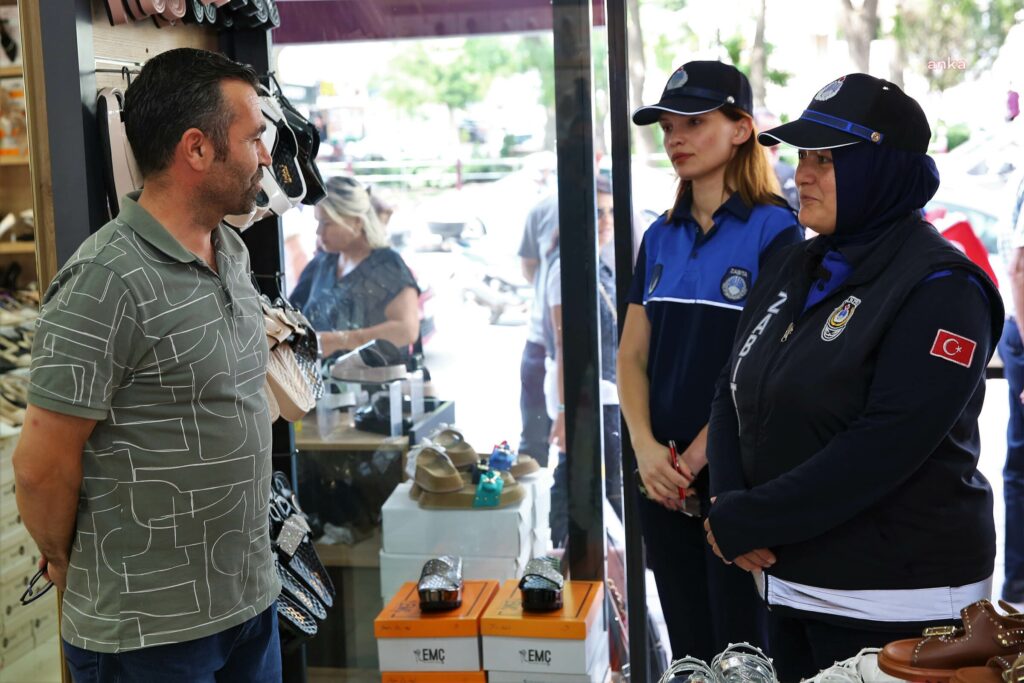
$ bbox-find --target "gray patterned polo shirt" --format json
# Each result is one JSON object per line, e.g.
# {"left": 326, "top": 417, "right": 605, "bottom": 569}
{"left": 28, "top": 194, "right": 280, "bottom": 653}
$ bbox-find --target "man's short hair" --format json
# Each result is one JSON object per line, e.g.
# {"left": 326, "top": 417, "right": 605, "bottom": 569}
{"left": 124, "top": 48, "right": 259, "bottom": 178}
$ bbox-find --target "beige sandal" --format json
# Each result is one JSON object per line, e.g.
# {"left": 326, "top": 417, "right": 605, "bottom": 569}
{"left": 410, "top": 445, "right": 464, "bottom": 493}
{"left": 417, "top": 471, "right": 525, "bottom": 510}
{"left": 510, "top": 454, "right": 540, "bottom": 478}
{"left": 428, "top": 427, "right": 480, "bottom": 470}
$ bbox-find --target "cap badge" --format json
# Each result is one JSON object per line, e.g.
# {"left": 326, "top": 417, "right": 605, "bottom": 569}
{"left": 814, "top": 76, "right": 846, "bottom": 102}
{"left": 666, "top": 67, "right": 688, "bottom": 90}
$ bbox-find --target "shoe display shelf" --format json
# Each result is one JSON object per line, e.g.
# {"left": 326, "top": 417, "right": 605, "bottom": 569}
{"left": 0, "top": 7, "right": 35, "bottom": 294}
{"left": 293, "top": 393, "right": 456, "bottom": 682}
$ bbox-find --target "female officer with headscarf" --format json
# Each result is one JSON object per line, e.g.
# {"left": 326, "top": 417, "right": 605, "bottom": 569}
{"left": 701, "top": 73, "right": 1004, "bottom": 679}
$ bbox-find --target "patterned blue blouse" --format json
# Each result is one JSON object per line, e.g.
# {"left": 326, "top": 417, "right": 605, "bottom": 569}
{"left": 289, "top": 248, "right": 419, "bottom": 337}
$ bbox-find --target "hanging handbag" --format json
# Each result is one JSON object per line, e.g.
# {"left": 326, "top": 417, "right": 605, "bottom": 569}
{"left": 261, "top": 294, "right": 323, "bottom": 422}
{"left": 269, "top": 471, "right": 335, "bottom": 648}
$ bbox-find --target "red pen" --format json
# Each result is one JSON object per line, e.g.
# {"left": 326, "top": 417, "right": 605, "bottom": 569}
{"left": 668, "top": 440, "right": 687, "bottom": 500}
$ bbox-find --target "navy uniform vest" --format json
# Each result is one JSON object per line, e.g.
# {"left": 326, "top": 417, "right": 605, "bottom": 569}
{"left": 719, "top": 215, "right": 1003, "bottom": 594}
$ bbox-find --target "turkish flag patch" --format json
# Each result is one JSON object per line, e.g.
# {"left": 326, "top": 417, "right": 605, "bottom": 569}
{"left": 930, "top": 329, "right": 977, "bottom": 368}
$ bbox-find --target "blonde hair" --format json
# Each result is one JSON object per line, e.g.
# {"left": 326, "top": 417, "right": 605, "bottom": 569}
{"left": 319, "top": 175, "right": 388, "bottom": 249}
{"left": 671, "top": 106, "right": 785, "bottom": 215}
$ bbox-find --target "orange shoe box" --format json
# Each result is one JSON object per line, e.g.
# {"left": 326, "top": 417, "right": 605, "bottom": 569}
{"left": 380, "top": 673, "right": 487, "bottom": 683}
{"left": 480, "top": 580, "right": 605, "bottom": 675}
{"left": 375, "top": 579, "right": 499, "bottom": 672}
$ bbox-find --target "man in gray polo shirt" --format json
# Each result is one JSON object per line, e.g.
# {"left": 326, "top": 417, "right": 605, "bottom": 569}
{"left": 12, "top": 48, "right": 280, "bottom": 681}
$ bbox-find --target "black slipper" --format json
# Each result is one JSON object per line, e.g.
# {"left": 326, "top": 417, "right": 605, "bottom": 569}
{"left": 519, "top": 556, "right": 564, "bottom": 612}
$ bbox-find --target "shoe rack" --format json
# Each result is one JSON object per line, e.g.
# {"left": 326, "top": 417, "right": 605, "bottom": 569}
{"left": 0, "top": 0, "right": 34, "bottom": 291}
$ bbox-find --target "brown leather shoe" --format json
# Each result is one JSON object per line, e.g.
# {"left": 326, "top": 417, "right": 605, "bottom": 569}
{"left": 877, "top": 601, "right": 1024, "bottom": 683}
{"left": 951, "top": 654, "right": 1024, "bottom": 683}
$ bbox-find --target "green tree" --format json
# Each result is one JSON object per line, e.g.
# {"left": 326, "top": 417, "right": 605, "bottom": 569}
{"left": 378, "top": 38, "right": 516, "bottom": 118}
{"left": 892, "top": 0, "right": 1023, "bottom": 91}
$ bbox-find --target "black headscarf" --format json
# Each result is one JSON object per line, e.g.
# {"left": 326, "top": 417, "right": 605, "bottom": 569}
{"left": 800, "top": 142, "right": 941, "bottom": 310}
{"left": 829, "top": 142, "right": 940, "bottom": 247}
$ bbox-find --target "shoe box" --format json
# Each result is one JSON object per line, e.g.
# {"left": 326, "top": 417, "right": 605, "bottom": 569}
{"left": 381, "top": 481, "right": 533, "bottom": 559}
{"left": 379, "top": 545, "right": 530, "bottom": 603}
{"left": 487, "top": 635, "right": 609, "bottom": 683}
{"left": 480, "top": 579, "right": 606, "bottom": 676}
{"left": 375, "top": 579, "right": 499, "bottom": 674}
{"left": 515, "top": 467, "right": 552, "bottom": 542}
{"left": 380, "top": 673, "right": 487, "bottom": 683}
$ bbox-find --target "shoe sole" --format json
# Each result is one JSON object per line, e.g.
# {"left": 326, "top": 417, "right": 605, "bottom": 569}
{"left": 876, "top": 650, "right": 957, "bottom": 683}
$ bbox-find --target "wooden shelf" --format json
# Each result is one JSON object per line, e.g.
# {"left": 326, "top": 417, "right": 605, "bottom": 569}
{"left": 0, "top": 156, "right": 29, "bottom": 166}
{"left": 315, "top": 528, "right": 382, "bottom": 568}
{"left": 0, "top": 66, "right": 21, "bottom": 78}
{"left": 0, "top": 241, "right": 34, "bottom": 254}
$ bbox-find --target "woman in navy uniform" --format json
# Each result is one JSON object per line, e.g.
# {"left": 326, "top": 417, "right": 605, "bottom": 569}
{"left": 617, "top": 60, "right": 803, "bottom": 662}
{"left": 703, "top": 73, "right": 1004, "bottom": 679}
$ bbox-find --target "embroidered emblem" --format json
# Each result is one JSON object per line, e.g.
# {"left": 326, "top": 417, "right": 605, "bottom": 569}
{"left": 930, "top": 329, "right": 977, "bottom": 368}
{"left": 820, "top": 295, "right": 861, "bottom": 341}
{"left": 666, "top": 67, "right": 688, "bottom": 90}
{"left": 720, "top": 267, "right": 751, "bottom": 302}
{"left": 814, "top": 76, "right": 846, "bottom": 102}
{"left": 648, "top": 263, "right": 663, "bottom": 296}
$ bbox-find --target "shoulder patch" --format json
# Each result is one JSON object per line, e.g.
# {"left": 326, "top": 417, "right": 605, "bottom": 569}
{"left": 720, "top": 267, "right": 751, "bottom": 302}
{"left": 930, "top": 329, "right": 976, "bottom": 368}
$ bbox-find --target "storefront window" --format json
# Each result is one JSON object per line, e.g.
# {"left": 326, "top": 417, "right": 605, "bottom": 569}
{"left": 272, "top": 4, "right": 621, "bottom": 677}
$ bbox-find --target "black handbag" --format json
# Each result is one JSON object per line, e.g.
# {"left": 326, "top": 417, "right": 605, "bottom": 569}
{"left": 269, "top": 471, "right": 335, "bottom": 648}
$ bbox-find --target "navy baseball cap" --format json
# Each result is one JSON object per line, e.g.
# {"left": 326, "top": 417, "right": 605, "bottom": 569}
{"left": 632, "top": 61, "right": 753, "bottom": 125}
{"left": 757, "top": 73, "right": 930, "bottom": 153}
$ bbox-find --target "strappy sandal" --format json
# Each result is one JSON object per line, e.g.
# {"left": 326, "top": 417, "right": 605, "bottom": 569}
{"left": 408, "top": 445, "right": 463, "bottom": 493}
{"left": 428, "top": 426, "right": 479, "bottom": 470}
{"left": 952, "top": 654, "right": 1024, "bottom": 683}
{"left": 416, "top": 470, "right": 525, "bottom": 510}
{"left": 519, "top": 556, "right": 564, "bottom": 612}
{"left": 417, "top": 555, "right": 463, "bottom": 613}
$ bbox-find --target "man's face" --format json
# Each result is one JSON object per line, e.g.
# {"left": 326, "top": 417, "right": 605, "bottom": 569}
{"left": 208, "top": 80, "right": 270, "bottom": 216}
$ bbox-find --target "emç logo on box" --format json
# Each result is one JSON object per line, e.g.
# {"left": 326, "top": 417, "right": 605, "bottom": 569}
{"left": 413, "top": 648, "right": 446, "bottom": 664}
{"left": 519, "top": 648, "right": 552, "bottom": 665}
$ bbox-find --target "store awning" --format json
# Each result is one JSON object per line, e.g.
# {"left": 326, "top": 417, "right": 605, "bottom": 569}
{"left": 273, "top": 0, "right": 605, "bottom": 45}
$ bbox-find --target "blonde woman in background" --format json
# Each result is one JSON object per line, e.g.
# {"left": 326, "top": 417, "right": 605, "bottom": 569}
{"left": 290, "top": 175, "right": 420, "bottom": 358}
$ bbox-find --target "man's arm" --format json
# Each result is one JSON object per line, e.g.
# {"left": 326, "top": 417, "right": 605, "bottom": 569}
{"left": 12, "top": 404, "right": 96, "bottom": 590}
{"left": 522, "top": 257, "right": 539, "bottom": 284}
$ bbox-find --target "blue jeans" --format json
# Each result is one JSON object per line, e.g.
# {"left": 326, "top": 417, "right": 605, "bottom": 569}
{"left": 519, "top": 340, "right": 551, "bottom": 466}
{"left": 998, "top": 318, "right": 1024, "bottom": 602}
{"left": 63, "top": 604, "right": 281, "bottom": 683}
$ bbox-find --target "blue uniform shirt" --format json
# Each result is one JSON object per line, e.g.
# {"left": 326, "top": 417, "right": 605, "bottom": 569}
{"left": 628, "top": 192, "right": 803, "bottom": 449}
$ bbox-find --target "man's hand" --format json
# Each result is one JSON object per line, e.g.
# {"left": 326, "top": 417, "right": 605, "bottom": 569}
{"left": 635, "top": 437, "right": 692, "bottom": 511}
{"left": 39, "top": 554, "right": 67, "bottom": 592}
{"left": 13, "top": 404, "right": 95, "bottom": 589}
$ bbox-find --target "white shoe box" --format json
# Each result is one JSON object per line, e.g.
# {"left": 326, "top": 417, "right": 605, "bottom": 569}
{"left": 516, "top": 467, "right": 552, "bottom": 535}
{"left": 530, "top": 529, "right": 551, "bottom": 559}
{"left": 487, "top": 635, "right": 609, "bottom": 682}
{"left": 481, "top": 581, "right": 606, "bottom": 676}
{"left": 382, "top": 481, "right": 533, "bottom": 558}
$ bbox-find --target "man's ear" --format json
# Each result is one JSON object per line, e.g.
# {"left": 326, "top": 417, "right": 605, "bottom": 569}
{"left": 180, "top": 127, "right": 212, "bottom": 172}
